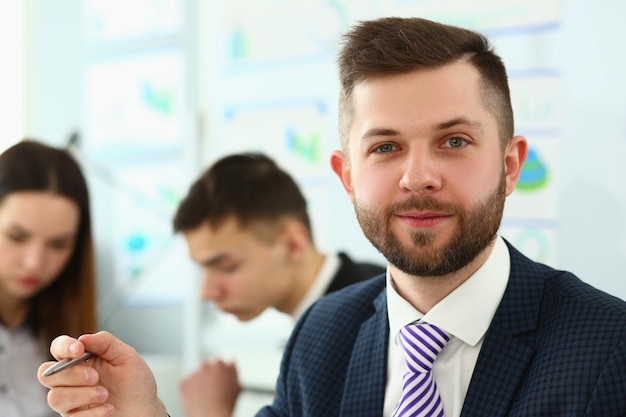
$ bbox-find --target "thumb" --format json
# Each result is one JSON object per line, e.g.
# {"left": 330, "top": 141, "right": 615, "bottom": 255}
{"left": 78, "top": 331, "right": 139, "bottom": 366}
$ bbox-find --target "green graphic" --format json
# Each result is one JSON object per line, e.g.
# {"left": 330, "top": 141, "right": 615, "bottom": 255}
{"left": 285, "top": 125, "right": 321, "bottom": 164}
{"left": 142, "top": 82, "right": 174, "bottom": 115}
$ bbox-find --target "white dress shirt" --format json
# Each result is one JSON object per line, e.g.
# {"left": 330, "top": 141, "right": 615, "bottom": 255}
{"left": 0, "top": 322, "right": 57, "bottom": 417}
{"left": 383, "top": 236, "right": 511, "bottom": 417}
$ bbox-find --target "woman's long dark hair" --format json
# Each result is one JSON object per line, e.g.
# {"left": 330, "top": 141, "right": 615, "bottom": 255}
{"left": 0, "top": 140, "right": 96, "bottom": 351}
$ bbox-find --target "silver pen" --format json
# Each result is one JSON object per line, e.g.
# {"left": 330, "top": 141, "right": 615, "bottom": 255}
{"left": 43, "top": 352, "right": 95, "bottom": 377}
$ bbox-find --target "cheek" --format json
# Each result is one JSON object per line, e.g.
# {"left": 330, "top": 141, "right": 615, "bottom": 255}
{"left": 0, "top": 242, "right": 17, "bottom": 265}
{"left": 0, "top": 244, "right": 13, "bottom": 278}
{"left": 453, "top": 157, "right": 502, "bottom": 200}
{"left": 352, "top": 166, "right": 396, "bottom": 205}
{"left": 43, "top": 250, "right": 74, "bottom": 284}
{"left": 250, "top": 252, "right": 289, "bottom": 294}
{"left": 232, "top": 263, "right": 266, "bottom": 294}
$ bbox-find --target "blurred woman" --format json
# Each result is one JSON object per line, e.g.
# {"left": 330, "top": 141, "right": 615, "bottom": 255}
{"left": 0, "top": 139, "right": 97, "bottom": 417}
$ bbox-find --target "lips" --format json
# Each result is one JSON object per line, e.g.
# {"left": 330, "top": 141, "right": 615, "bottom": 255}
{"left": 16, "top": 277, "right": 40, "bottom": 288}
{"left": 400, "top": 210, "right": 447, "bottom": 218}
{"left": 396, "top": 211, "right": 451, "bottom": 228}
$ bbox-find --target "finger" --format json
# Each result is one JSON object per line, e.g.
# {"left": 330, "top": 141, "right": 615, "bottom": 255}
{"left": 38, "top": 361, "right": 56, "bottom": 386}
{"left": 56, "top": 403, "right": 114, "bottom": 417}
{"left": 50, "top": 335, "right": 86, "bottom": 361}
{"left": 38, "top": 360, "right": 99, "bottom": 388}
{"left": 47, "top": 385, "right": 109, "bottom": 415}
{"left": 64, "top": 403, "right": 115, "bottom": 417}
{"left": 179, "top": 375, "right": 191, "bottom": 391}
{"left": 225, "top": 361, "right": 238, "bottom": 372}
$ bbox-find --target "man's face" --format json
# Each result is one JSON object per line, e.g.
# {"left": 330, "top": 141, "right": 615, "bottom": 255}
{"left": 331, "top": 61, "right": 526, "bottom": 277}
{"left": 184, "top": 217, "right": 292, "bottom": 321}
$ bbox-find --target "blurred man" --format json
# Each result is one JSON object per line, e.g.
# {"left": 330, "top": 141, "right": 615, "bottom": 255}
{"left": 173, "top": 152, "right": 384, "bottom": 416}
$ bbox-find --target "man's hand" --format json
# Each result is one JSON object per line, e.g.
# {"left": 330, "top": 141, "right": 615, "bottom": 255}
{"left": 179, "top": 358, "right": 241, "bottom": 417}
{"left": 38, "top": 331, "right": 168, "bottom": 417}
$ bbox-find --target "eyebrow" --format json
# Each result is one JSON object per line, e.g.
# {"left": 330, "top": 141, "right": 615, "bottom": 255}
{"left": 361, "top": 117, "right": 484, "bottom": 140}
{"left": 436, "top": 117, "right": 484, "bottom": 132}
{"left": 6, "top": 222, "right": 77, "bottom": 241}
{"left": 198, "top": 253, "right": 231, "bottom": 267}
{"left": 361, "top": 128, "right": 399, "bottom": 139}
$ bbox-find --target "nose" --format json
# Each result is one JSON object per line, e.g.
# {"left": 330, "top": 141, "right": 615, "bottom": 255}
{"left": 199, "top": 271, "right": 224, "bottom": 301}
{"left": 398, "top": 149, "right": 443, "bottom": 194}
{"left": 22, "top": 244, "right": 46, "bottom": 273}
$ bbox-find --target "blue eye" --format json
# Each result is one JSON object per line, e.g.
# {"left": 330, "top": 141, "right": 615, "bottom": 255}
{"left": 446, "top": 137, "right": 467, "bottom": 148}
{"left": 375, "top": 143, "right": 396, "bottom": 153}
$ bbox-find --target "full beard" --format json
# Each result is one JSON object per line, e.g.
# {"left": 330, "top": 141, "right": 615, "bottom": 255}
{"left": 354, "top": 173, "right": 506, "bottom": 277}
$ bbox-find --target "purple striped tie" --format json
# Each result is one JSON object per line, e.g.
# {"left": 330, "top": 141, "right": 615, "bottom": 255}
{"left": 392, "top": 322, "right": 450, "bottom": 417}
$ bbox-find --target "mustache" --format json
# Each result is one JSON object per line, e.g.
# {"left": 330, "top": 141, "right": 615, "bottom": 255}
{"left": 385, "top": 196, "right": 463, "bottom": 215}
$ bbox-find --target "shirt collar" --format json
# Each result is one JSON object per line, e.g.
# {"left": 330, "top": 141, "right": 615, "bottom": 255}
{"left": 387, "top": 235, "right": 510, "bottom": 346}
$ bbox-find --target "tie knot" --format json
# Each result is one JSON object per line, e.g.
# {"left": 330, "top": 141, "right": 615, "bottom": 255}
{"left": 398, "top": 322, "right": 450, "bottom": 373}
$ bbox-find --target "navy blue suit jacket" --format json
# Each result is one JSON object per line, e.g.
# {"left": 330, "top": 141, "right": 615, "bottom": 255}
{"left": 256, "top": 242, "right": 626, "bottom": 416}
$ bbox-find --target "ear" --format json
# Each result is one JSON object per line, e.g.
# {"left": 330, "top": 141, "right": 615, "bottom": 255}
{"left": 279, "top": 220, "right": 311, "bottom": 261}
{"left": 330, "top": 150, "right": 353, "bottom": 197}
{"left": 504, "top": 135, "right": 528, "bottom": 196}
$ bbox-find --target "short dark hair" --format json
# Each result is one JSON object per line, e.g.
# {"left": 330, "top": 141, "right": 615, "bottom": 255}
{"left": 173, "top": 152, "right": 312, "bottom": 242}
{"left": 0, "top": 139, "right": 96, "bottom": 348}
{"left": 337, "top": 17, "right": 514, "bottom": 151}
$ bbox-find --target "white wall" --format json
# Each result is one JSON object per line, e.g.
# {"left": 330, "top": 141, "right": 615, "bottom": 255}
{"left": 23, "top": 0, "right": 83, "bottom": 146}
{"left": 0, "top": 1, "right": 24, "bottom": 149}
{"left": 556, "top": 0, "right": 626, "bottom": 297}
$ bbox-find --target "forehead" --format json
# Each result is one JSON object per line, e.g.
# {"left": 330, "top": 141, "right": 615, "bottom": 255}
{"left": 0, "top": 191, "right": 80, "bottom": 236}
{"left": 183, "top": 217, "right": 274, "bottom": 260}
{"left": 355, "top": 61, "right": 483, "bottom": 109}
{"left": 348, "top": 61, "right": 492, "bottom": 135}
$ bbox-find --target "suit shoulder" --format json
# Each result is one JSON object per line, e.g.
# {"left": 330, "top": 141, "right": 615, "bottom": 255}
{"left": 508, "top": 242, "right": 626, "bottom": 330}
{"left": 297, "top": 275, "right": 386, "bottom": 331}
{"left": 543, "top": 269, "right": 626, "bottom": 320}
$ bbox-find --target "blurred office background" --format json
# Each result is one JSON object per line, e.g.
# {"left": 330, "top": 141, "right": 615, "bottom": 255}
{"left": 1, "top": 0, "right": 625, "bottom": 415}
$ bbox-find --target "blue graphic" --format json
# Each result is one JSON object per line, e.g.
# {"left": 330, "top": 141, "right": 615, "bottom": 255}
{"left": 517, "top": 147, "right": 548, "bottom": 191}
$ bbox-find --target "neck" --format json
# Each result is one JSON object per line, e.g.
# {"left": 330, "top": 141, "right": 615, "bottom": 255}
{"left": 391, "top": 239, "right": 497, "bottom": 314}
{"left": 0, "top": 292, "right": 31, "bottom": 329}
{"left": 278, "top": 250, "right": 326, "bottom": 315}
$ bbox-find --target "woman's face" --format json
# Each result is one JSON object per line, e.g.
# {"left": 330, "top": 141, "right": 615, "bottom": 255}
{"left": 0, "top": 191, "right": 80, "bottom": 302}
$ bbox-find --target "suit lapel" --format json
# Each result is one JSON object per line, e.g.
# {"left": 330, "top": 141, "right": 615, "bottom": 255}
{"left": 460, "top": 329, "right": 535, "bottom": 417}
{"left": 340, "top": 289, "right": 389, "bottom": 417}
{"left": 460, "top": 242, "right": 544, "bottom": 417}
